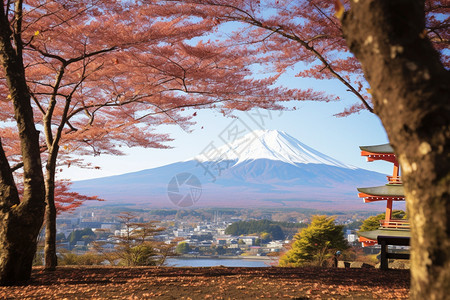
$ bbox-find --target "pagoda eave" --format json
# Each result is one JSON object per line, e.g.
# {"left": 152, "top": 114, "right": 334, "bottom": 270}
{"left": 359, "top": 144, "right": 394, "bottom": 154}
{"left": 359, "top": 236, "right": 377, "bottom": 247}
{"left": 359, "top": 144, "right": 398, "bottom": 163}
{"left": 358, "top": 192, "right": 405, "bottom": 203}
{"left": 357, "top": 185, "right": 405, "bottom": 197}
{"left": 361, "top": 151, "right": 398, "bottom": 163}
{"left": 358, "top": 228, "right": 411, "bottom": 242}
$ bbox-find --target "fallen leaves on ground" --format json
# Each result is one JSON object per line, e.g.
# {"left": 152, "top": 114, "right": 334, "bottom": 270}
{"left": 0, "top": 266, "right": 409, "bottom": 299}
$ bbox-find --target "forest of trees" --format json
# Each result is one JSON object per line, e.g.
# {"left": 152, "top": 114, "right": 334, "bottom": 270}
{"left": 67, "top": 228, "right": 96, "bottom": 246}
{"left": 225, "top": 219, "right": 306, "bottom": 241}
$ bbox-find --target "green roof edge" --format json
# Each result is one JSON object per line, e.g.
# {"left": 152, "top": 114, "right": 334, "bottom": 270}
{"left": 357, "top": 185, "right": 405, "bottom": 197}
{"left": 359, "top": 143, "right": 394, "bottom": 154}
{"left": 358, "top": 229, "right": 411, "bottom": 240}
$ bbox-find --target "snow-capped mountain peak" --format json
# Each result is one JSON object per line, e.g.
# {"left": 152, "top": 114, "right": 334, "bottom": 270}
{"left": 195, "top": 129, "right": 356, "bottom": 169}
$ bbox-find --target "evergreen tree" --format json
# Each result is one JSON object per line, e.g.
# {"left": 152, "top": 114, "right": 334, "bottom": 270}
{"left": 68, "top": 228, "right": 95, "bottom": 246}
{"left": 175, "top": 242, "right": 191, "bottom": 254}
{"left": 225, "top": 220, "right": 290, "bottom": 240}
{"left": 279, "top": 216, "right": 348, "bottom": 267}
{"left": 359, "top": 210, "right": 407, "bottom": 232}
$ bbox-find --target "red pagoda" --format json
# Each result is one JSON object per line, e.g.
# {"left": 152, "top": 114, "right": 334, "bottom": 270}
{"left": 356, "top": 144, "right": 410, "bottom": 246}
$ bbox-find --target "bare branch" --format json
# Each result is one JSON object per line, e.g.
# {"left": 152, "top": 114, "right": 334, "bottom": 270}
{"left": 28, "top": 44, "right": 117, "bottom": 66}
{"left": 10, "top": 162, "right": 24, "bottom": 173}
{"left": 43, "top": 65, "right": 65, "bottom": 148}
{"left": 29, "top": 91, "right": 45, "bottom": 115}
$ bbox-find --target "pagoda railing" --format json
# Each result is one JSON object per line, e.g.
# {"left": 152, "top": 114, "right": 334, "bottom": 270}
{"left": 380, "top": 219, "right": 410, "bottom": 230}
{"left": 387, "top": 176, "right": 402, "bottom": 185}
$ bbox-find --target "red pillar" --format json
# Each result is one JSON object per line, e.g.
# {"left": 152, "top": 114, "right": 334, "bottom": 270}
{"left": 385, "top": 199, "right": 393, "bottom": 225}
{"left": 385, "top": 160, "right": 399, "bottom": 224}
{"left": 392, "top": 161, "right": 400, "bottom": 183}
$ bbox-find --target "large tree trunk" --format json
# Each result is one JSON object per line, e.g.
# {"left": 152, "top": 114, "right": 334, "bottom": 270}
{"left": 342, "top": 1, "right": 450, "bottom": 299}
{"left": 0, "top": 2, "right": 46, "bottom": 285}
{"left": 0, "top": 143, "right": 41, "bottom": 284}
{"left": 0, "top": 188, "right": 44, "bottom": 284}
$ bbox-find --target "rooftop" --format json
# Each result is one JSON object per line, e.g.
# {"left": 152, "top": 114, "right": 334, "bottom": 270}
{"left": 357, "top": 185, "right": 404, "bottom": 197}
{"left": 359, "top": 144, "right": 394, "bottom": 154}
{"left": 358, "top": 228, "right": 411, "bottom": 240}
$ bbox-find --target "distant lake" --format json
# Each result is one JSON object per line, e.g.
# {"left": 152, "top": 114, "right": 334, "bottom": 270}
{"left": 166, "top": 258, "right": 275, "bottom": 267}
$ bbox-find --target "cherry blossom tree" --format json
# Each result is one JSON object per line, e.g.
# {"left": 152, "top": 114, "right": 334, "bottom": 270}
{"left": 161, "top": 0, "right": 447, "bottom": 115}
{"left": 0, "top": 0, "right": 325, "bottom": 282}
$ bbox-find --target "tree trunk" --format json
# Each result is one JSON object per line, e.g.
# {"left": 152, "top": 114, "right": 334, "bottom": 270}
{"left": 342, "top": 1, "right": 450, "bottom": 299}
{"left": 0, "top": 202, "right": 44, "bottom": 285}
{"left": 44, "top": 148, "right": 59, "bottom": 270}
{"left": 44, "top": 174, "right": 58, "bottom": 270}
{"left": 0, "top": 2, "right": 46, "bottom": 285}
{"left": 0, "top": 79, "right": 46, "bottom": 285}
{"left": 0, "top": 64, "right": 46, "bottom": 284}
{"left": 0, "top": 143, "right": 41, "bottom": 285}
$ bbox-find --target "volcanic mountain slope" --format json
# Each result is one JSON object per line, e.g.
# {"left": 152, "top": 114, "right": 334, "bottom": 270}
{"left": 71, "top": 130, "right": 388, "bottom": 210}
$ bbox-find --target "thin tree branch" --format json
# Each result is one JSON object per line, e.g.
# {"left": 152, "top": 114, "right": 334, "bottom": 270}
{"left": 43, "top": 65, "right": 65, "bottom": 148}
{"left": 170, "top": 1, "right": 374, "bottom": 113}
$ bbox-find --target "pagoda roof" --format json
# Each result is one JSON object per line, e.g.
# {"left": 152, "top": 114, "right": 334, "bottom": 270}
{"left": 358, "top": 228, "right": 410, "bottom": 241}
{"left": 359, "top": 144, "right": 394, "bottom": 154}
{"left": 357, "top": 185, "right": 404, "bottom": 197}
{"left": 357, "top": 185, "right": 405, "bottom": 202}
{"left": 360, "top": 144, "right": 397, "bottom": 163}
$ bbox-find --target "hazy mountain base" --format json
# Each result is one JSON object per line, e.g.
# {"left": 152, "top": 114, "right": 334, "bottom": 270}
{"left": 72, "top": 160, "right": 393, "bottom": 211}
{"left": 70, "top": 207, "right": 388, "bottom": 224}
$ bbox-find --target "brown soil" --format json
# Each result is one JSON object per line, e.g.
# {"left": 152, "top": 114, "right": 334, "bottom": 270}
{"left": 0, "top": 266, "right": 409, "bottom": 299}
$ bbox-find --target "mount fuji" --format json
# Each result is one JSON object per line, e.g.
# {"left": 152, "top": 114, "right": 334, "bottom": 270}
{"left": 71, "top": 130, "right": 388, "bottom": 210}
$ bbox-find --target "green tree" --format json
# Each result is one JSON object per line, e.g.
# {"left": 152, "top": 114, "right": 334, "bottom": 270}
{"left": 175, "top": 242, "right": 191, "bottom": 254}
{"left": 59, "top": 250, "right": 103, "bottom": 266}
{"left": 359, "top": 210, "right": 407, "bottom": 232}
{"left": 279, "top": 216, "right": 348, "bottom": 267}
{"left": 260, "top": 232, "right": 272, "bottom": 242}
{"left": 67, "top": 228, "right": 95, "bottom": 246}
{"left": 113, "top": 213, "right": 166, "bottom": 266}
{"left": 55, "top": 233, "right": 66, "bottom": 242}
{"left": 121, "top": 244, "right": 157, "bottom": 266}
{"left": 216, "top": 245, "right": 226, "bottom": 255}
{"left": 225, "top": 220, "right": 285, "bottom": 240}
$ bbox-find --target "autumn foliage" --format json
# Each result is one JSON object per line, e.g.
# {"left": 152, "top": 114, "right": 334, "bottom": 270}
{"left": 0, "top": 267, "right": 410, "bottom": 299}
{"left": 1, "top": 0, "right": 313, "bottom": 272}
{"left": 160, "top": 0, "right": 449, "bottom": 116}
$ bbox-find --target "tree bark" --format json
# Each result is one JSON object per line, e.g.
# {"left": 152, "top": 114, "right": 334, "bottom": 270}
{"left": 0, "top": 192, "right": 44, "bottom": 285}
{"left": 342, "top": 1, "right": 450, "bottom": 299}
{"left": 44, "top": 149, "right": 59, "bottom": 270}
{"left": 0, "top": 2, "right": 46, "bottom": 285}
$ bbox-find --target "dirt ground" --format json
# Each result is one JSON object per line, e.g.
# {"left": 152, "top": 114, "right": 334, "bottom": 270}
{"left": 0, "top": 266, "right": 409, "bottom": 299}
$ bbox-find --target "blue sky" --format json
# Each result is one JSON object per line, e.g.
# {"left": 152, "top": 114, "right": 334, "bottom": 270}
{"left": 58, "top": 10, "right": 397, "bottom": 182}
{"left": 61, "top": 73, "right": 393, "bottom": 181}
